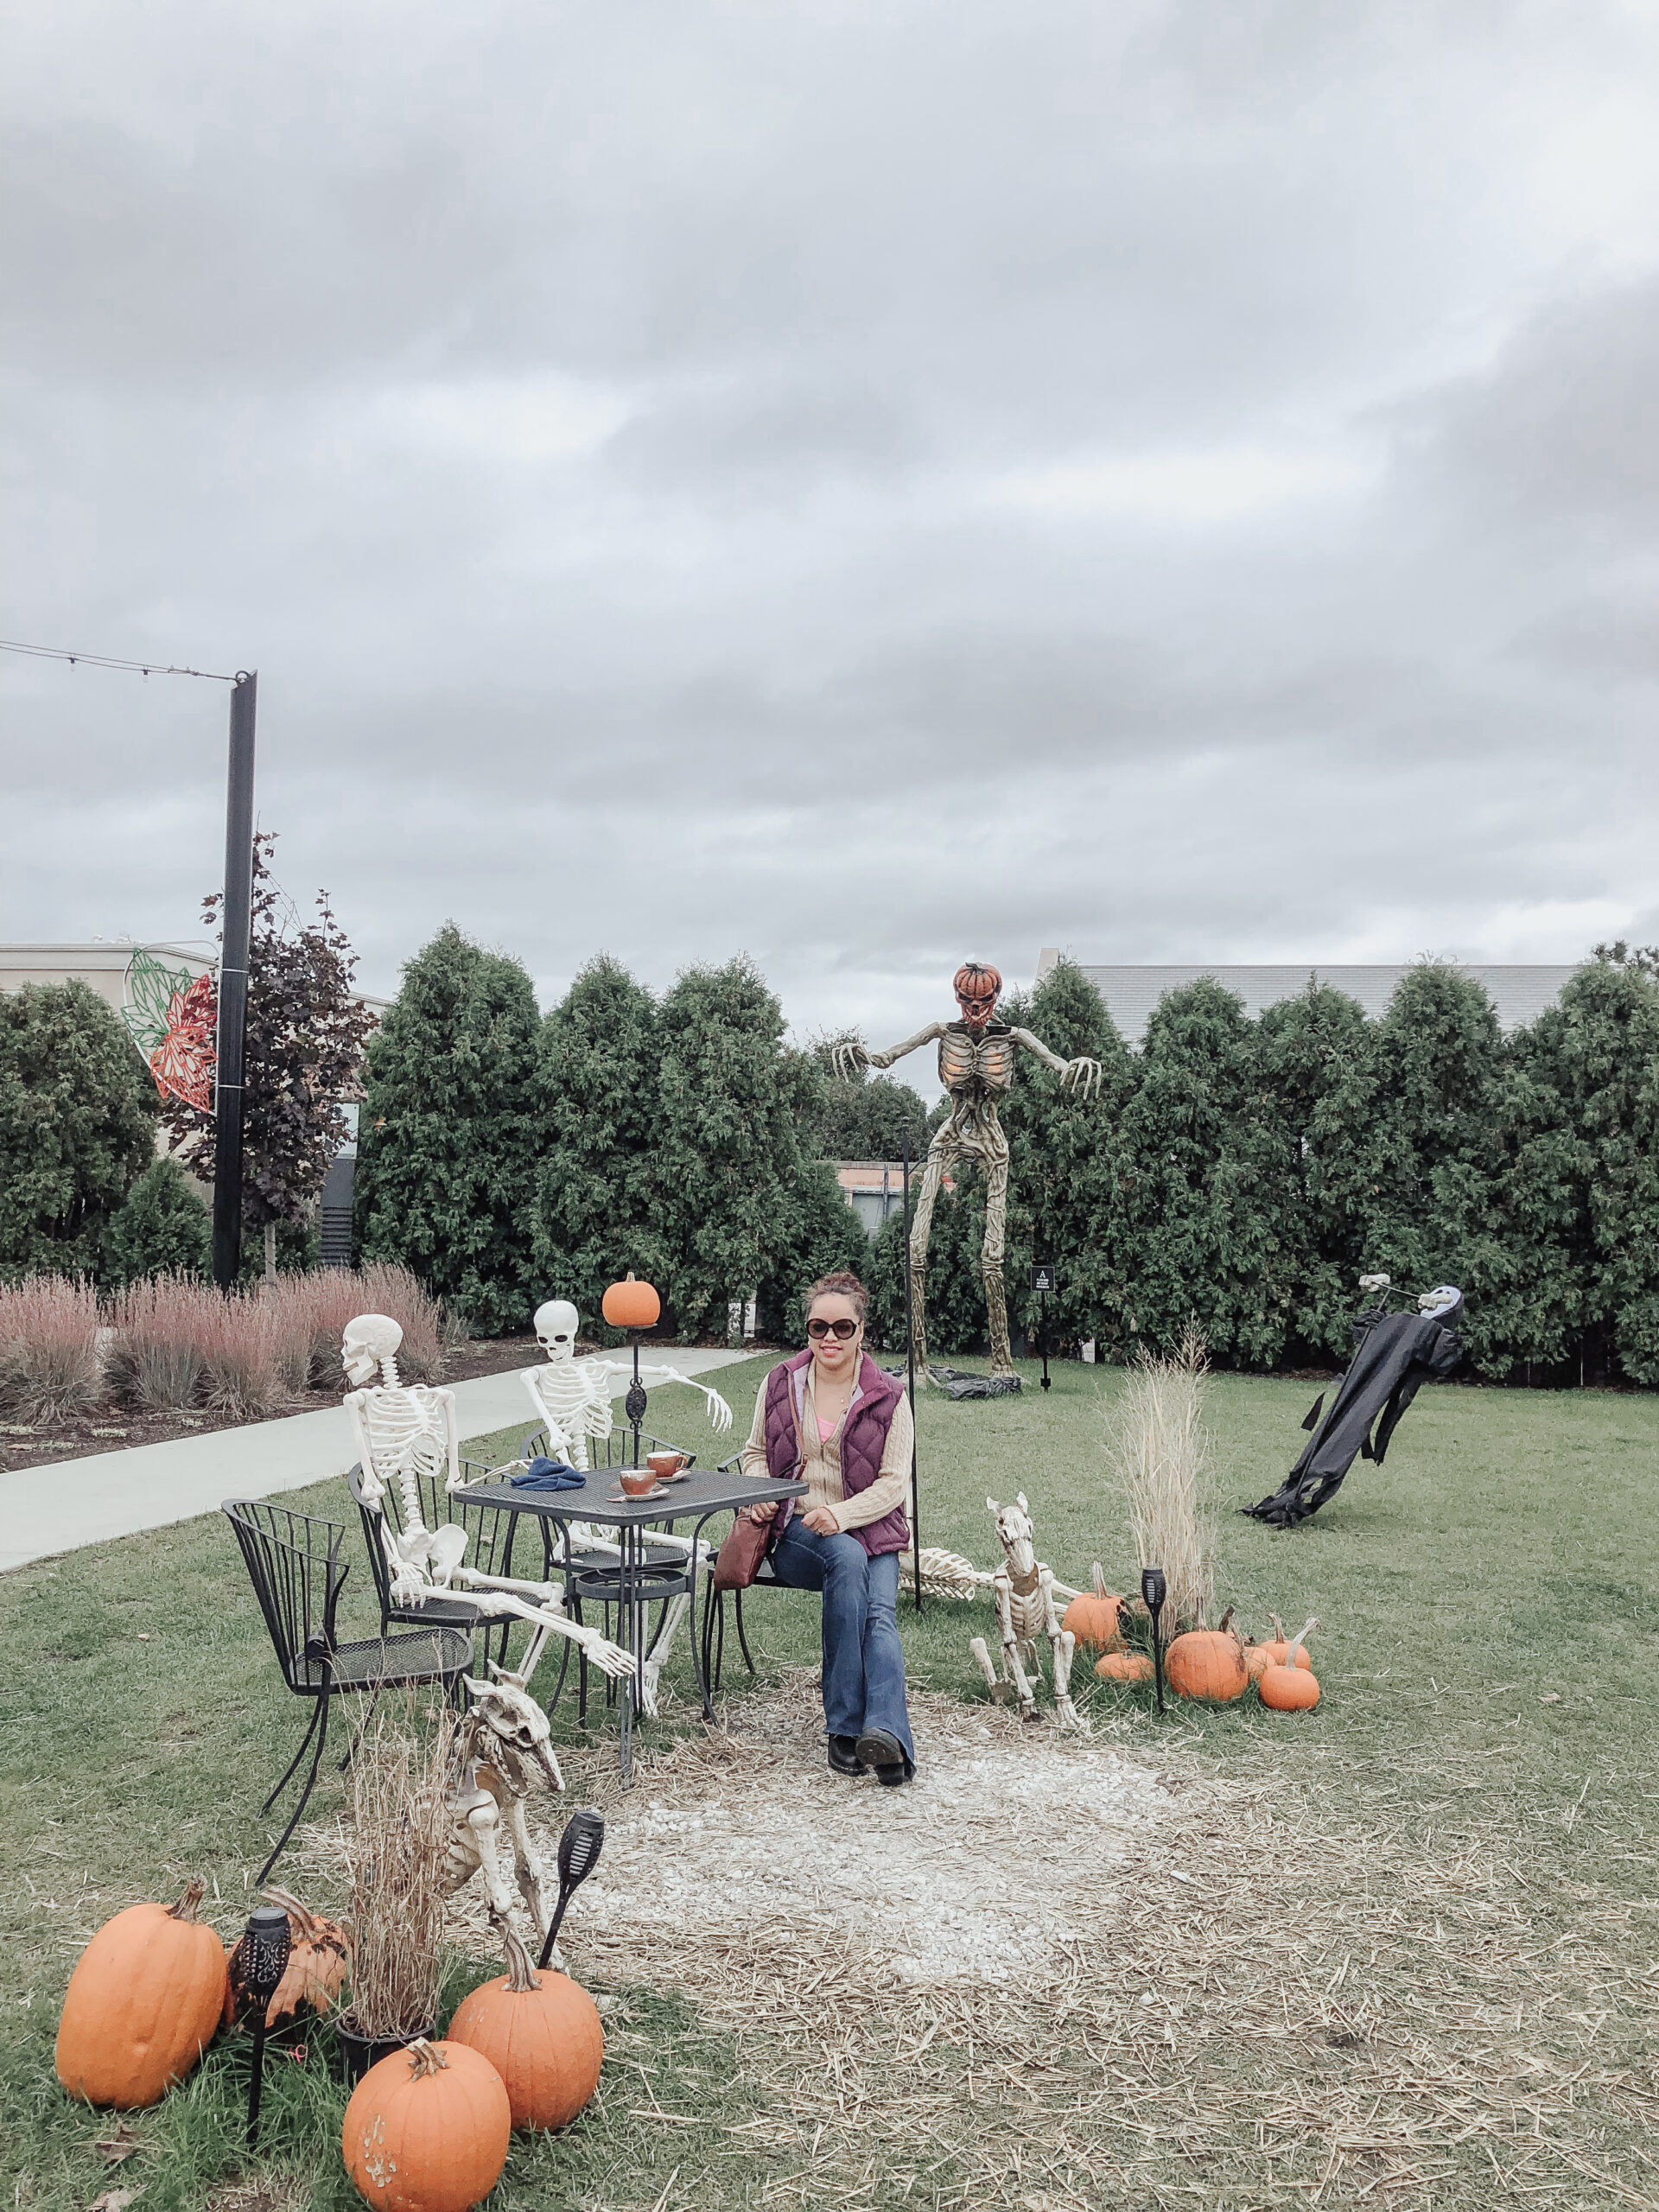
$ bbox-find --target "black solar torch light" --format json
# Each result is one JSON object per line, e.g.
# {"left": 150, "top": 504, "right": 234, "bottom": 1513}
{"left": 538, "top": 1808, "right": 607, "bottom": 1973}
{"left": 240, "top": 1904, "right": 290, "bottom": 2149}
{"left": 1141, "top": 1567, "right": 1168, "bottom": 1716}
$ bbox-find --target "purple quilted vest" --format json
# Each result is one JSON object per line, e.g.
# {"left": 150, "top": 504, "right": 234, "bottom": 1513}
{"left": 762, "top": 1350, "right": 909, "bottom": 1558}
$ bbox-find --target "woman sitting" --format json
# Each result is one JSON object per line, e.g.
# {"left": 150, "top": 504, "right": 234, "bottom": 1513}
{"left": 739, "top": 1270, "right": 916, "bottom": 1785}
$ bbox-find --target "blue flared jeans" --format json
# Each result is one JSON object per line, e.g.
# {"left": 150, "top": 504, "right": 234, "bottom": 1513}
{"left": 770, "top": 1520, "right": 915, "bottom": 1771}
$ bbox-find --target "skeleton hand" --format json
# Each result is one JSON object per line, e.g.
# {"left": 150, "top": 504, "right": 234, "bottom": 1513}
{"left": 700, "top": 1385, "right": 734, "bottom": 1434}
{"left": 1059, "top": 1055, "right": 1103, "bottom": 1098}
{"left": 567, "top": 1621, "right": 637, "bottom": 1682}
{"left": 831, "top": 1038, "right": 872, "bottom": 1081}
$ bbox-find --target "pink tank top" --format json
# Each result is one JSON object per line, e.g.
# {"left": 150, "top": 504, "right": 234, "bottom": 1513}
{"left": 817, "top": 1414, "right": 838, "bottom": 1442}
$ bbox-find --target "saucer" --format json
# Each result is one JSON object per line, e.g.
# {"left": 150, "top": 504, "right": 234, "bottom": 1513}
{"left": 608, "top": 1483, "right": 665, "bottom": 1503}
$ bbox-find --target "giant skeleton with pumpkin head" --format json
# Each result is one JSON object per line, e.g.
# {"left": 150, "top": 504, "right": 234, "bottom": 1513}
{"left": 836, "top": 962, "right": 1102, "bottom": 1389}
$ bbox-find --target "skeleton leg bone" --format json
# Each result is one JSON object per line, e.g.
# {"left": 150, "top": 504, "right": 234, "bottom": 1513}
{"left": 979, "top": 1136, "right": 1015, "bottom": 1378}
{"left": 995, "top": 1577, "right": 1041, "bottom": 1720}
{"left": 906, "top": 1137, "right": 952, "bottom": 1382}
{"left": 969, "top": 1633, "right": 1006, "bottom": 1701}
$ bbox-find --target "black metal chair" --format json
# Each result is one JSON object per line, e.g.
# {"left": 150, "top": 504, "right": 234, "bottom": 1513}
{"left": 516, "top": 1426, "right": 701, "bottom": 1719}
{"left": 699, "top": 1452, "right": 783, "bottom": 1693}
{"left": 347, "top": 1459, "right": 528, "bottom": 1679}
{"left": 224, "top": 1499, "right": 472, "bottom": 1885}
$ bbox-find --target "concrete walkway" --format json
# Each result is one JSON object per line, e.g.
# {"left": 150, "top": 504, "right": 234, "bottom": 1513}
{"left": 0, "top": 1349, "right": 755, "bottom": 1575}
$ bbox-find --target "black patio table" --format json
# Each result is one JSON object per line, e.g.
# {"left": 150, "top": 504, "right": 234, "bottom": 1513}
{"left": 461, "top": 1461, "right": 805, "bottom": 1782}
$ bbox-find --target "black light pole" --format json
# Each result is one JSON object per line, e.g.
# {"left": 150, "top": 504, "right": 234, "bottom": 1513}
{"left": 1030, "top": 1261, "right": 1055, "bottom": 1392}
{"left": 212, "top": 670, "right": 257, "bottom": 1289}
{"left": 902, "top": 1127, "right": 921, "bottom": 1614}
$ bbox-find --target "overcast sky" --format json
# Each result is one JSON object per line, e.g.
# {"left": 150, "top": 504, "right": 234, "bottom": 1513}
{"left": 4, "top": 2, "right": 1657, "bottom": 1054}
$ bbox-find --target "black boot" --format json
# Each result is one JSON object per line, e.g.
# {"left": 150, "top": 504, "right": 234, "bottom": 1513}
{"left": 828, "top": 1734, "right": 866, "bottom": 1777}
{"left": 855, "top": 1727, "right": 911, "bottom": 1785}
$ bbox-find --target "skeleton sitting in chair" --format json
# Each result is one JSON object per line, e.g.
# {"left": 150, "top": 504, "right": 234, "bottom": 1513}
{"left": 341, "top": 1313, "right": 633, "bottom": 1691}
{"left": 513, "top": 1296, "right": 733, "bottom": 1719}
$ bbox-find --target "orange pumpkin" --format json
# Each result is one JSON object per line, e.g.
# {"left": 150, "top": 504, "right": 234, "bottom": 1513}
{"left": 601, "top": 1274, "right": 660, "bottom": 1331}
{"left": 1165, "top": 1610, "right": 1249, "bottom": 1703}
{"left": 1260, "top": 1618, "right": 1321, "bottom": 1712}
{"left": 56, "top": 1879, "right": 228, "bottom": 2108}
{"left": 1243, "top": 1640, "right": 1275, "bottom": 1685}
{"left": 1062, "top": 1564, "right": 1123, "bottom": 1654}
{"left": 343, "top": 2037, "right": 511, "bottom": 2212}
{"left": 447, "top": 1926, "right": 603, "bottom": 2131}
{"left": 1258, "top": 1612, "right": 1314, "bottom": 1670}
{"left": 1094, "top": 1649, "right": 1154, "bottom": 1684}
{"left": 226, "top": 1887, "right": 352, "bottom": 2031}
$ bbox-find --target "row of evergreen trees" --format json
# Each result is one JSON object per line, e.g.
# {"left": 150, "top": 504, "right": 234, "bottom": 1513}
{"left": 355, "top": 930, "right": 1659, "bottom": 1384}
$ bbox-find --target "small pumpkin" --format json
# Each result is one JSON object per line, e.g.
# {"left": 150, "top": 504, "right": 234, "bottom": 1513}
{"left": 56, "top": 1879, "right": 228, "bottom": 2108}
{"left": 1242, "top": 1638, "right": 1275, "bottom": 1685}
{"left": 447, "top": 1924, "right": 603, "bottom": 2131}
{"left": 226, "top": 1887, "right": 352, "bottom": 2031}
{"left": 1258, "top": 1612, "right": 1314, "bottom": 1670}
{"left": 1165, "top": 1608, "right": 1249, "bottom": 1704}
{"left": 1094, "top": 1649, "right": 1154, "bottom": 1684}
{"left": 1062, "top": 1564, "right": 1124, "bottom": 1654}
{"left": 343, "top": 2037, "right": 511, "bottom": 2212}
{"left": 1260, "top": 1618, "right": 1321, "bottom": 1713}
{"left": 601, "top": 1273, "right": 660, "bottom": 1330}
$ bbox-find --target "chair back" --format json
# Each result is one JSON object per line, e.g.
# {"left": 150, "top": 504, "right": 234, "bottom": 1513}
{"left": 347, "top": 1462, "right": 518, "bottom": 1629}
{"left": 224, "top": 1499, "right": 347, "bottom": 1691}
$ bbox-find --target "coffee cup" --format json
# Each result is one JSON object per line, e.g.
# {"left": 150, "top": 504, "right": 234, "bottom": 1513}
{"left": 619, "top": 1469, "right": 659, "bottom": 1497}
{"left": 645, "top": 1450, "right": 688, "bottom": 1480}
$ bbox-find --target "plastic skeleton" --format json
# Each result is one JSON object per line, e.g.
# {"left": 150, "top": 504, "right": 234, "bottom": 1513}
{"left": 835, "top": 962, "right": 1101, "bottom": 1385}
{"left": 516, "top": 1298, "right": 734, "bottom": 1719}
{"left": 340, "top": 1313, "right": 633, "bottom": 1691}
{"left": 967, "top": 1493, "right": 1087, "bottom": 1732}
{"left": 442, "top": 1664, "right": 570, "bottom": 1961}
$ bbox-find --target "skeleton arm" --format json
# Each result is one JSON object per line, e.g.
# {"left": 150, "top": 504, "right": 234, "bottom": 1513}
{"left": 586, "top": 1360, "right": 735, "bottom": 1434}
{"left": 832, "top": 1022, "right": 946, "bottom": 1079}
{"left": 344, "top": 1392, "right": 385, "bottom": 1507}
{"left": 439, "top": 1389, "right": 466, "bottom": 1494}
{"left": 1009, "top": 1027, "right": 1103, "bottom": 1098}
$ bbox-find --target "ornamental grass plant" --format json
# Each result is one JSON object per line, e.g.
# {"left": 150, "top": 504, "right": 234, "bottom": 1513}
{"left": 342, "top": 1700, "right": 455, "bottom": 2042}
{"left": 105, "top": 1274, "right": 213, "bottom": 1414}
{"left": 1104, "top": 1321, "right": 1214, "bottom": 1632}
{"left": 0, "top": 1274, "right": 102, "bottom": 1423}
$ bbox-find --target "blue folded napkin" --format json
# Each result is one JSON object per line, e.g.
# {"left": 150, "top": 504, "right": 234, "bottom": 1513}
{"left": 511, "top": 1457, "right": 587, "bottom": 1491}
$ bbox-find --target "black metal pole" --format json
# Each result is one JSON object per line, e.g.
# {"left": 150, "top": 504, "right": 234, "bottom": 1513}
{"left": 902, "top": 1128, "right": 921, "bottom": 1614}
{"left": 1039, "top": 1289, "right": 1051, "bottom": 1391}
{"left": 213, "top": 671, "right": 257, "bottom": 1290}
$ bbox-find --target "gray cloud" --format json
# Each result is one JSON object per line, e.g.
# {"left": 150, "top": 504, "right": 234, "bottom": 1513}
{"left": 4, "top": 0, "right": 1659, "bottom": 1055}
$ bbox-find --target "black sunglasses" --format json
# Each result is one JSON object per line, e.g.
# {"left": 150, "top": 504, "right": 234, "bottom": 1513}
{"left": 806, "top": 1316, "right": 859, "bottom": 1340}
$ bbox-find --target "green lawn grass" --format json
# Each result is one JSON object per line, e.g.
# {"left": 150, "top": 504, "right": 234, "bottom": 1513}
{"left": 3, "top": 1360, "right": 1656, "bottom": 2209}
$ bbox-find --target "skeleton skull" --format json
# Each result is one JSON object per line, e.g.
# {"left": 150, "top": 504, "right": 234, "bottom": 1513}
{"left": 533, "top": 1299, "right": 580, "bottom": 1364}
{"left": 461, "top": 1669, "right": 564, "bottom": 1790}
{"left": 342, "top": 1312, "right": 404, "bottom": 1389}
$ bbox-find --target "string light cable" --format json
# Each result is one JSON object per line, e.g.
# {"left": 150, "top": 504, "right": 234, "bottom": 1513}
{"left": 0, "top": 638, "right": 238, "bottom": 681}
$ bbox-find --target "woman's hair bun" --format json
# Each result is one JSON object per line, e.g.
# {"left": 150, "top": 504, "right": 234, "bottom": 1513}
{"left": 805, "top": 1270, "right": 868, "bottom": 1322}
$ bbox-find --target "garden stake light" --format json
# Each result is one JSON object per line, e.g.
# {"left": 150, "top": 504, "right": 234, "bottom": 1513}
{"left": 240, "top": 1903, "right": 290, "bottom": 2150}
{"left": 538, "top": 1808, "right": 606, "bottom": 1972}
{"left": 1141, "top": 1566, "right": 1167, "bottom": 1715}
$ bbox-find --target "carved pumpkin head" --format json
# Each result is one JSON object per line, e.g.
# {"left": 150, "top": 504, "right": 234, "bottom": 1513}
{"left": 954, "top": 961, "right": 1001, "bottom": 1033}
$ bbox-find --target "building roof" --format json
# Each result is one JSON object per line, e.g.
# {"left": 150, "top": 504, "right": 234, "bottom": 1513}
{"left": 1033, "top": 952, "right": 1582, "bottom": 1046}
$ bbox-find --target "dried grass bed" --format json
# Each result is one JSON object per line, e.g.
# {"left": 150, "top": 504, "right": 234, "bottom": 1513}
{"left": 302, "top": 1675, "right": 1659, "bottom": 2209}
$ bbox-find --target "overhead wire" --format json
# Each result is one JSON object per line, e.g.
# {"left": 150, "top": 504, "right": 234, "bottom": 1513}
{"left": 0, "top": 638, "right": 237, "bottom": 681}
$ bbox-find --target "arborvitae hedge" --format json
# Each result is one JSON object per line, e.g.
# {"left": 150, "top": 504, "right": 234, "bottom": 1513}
{"left": 357, "top": 938, "right": 1659, "bottom": 1381}
{"left": 0, "top": 981, "right": 156, "bottom": 1280}
{"left": 355, "top": 925, "right": 541, "bottom": 1335}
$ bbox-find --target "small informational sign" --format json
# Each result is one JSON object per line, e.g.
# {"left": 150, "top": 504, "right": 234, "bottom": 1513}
{"left": 1029, "top": 1262, "right": 1058, "bottom": 1294}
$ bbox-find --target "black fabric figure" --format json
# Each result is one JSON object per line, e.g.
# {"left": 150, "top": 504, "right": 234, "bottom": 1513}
{"left": 1245, "top": 1289, "right": 1465, "bottom": 1529}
